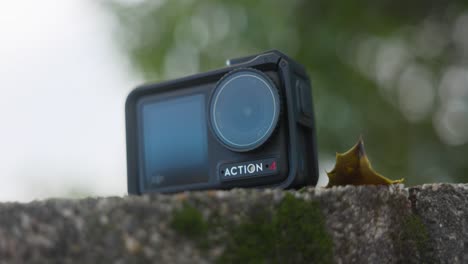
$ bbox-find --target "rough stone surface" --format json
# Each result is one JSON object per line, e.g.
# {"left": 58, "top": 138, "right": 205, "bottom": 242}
{"left": 314, "top": 185, "right": 411, "bottom": 263}
{"left": 409, "top": 184, "right": 468, "bottom": 263}
{"left": 0, "top": 184, "right": 466, "bottom": 263}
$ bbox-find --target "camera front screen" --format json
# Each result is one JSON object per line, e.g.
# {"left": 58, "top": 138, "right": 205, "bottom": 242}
{"left": 137, "top": 93, "right": 209, "bottom": 191}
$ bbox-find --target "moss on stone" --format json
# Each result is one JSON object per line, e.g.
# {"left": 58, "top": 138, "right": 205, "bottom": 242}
{"left": 401, "top": 214, "right": 431, "bottom": 259}
{"left": 395, "top": 213, "right": 432, "bottom": 262}
{"left": 170, "top": 203, "right": 208, "bottom": 239}
{"left": 218, "top": 193, "right": 333, "bottom": 263}
{"left": 404, "top": 215, "right": 429, "bottom": 252}
{"left": 169, "top": 194, "right": 333, "bottom": 263}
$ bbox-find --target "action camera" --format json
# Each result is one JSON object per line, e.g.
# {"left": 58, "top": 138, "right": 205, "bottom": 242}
{"left": 126, "top": 50, "right": 318, "bottom": 194}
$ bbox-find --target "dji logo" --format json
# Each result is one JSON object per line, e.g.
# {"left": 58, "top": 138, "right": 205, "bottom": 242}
{"left": 150, "top": 174, "right": 165, "bottom": 185}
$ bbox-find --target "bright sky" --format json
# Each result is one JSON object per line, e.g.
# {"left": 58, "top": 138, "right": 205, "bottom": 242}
{"left": 0, "top": 1, "right": 141, "bottom": 201}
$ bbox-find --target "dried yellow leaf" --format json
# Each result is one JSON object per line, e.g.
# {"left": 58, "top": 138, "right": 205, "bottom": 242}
{"left": 326, "top": 138, "right": 404, "bottom": 187}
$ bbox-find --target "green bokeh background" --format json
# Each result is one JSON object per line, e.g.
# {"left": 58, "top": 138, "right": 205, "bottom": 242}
{"left": 107, "top": 0, "right": 468, "bottom": 185}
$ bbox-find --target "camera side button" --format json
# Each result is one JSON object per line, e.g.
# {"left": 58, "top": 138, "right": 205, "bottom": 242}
{"left": 296, "top": 79, "right": 313, "bottom": 118}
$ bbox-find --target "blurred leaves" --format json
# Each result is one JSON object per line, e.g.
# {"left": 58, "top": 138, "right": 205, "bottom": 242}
{"left": 105, "top": 0, "right": 468, "bottom": 184}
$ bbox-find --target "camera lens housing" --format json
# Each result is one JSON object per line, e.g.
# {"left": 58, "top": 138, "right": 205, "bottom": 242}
{"left": 210, "top": 69, "right": 280, "bottom": 152}
{"left": 125, "top": 50, "right": 319, "bottom": 194}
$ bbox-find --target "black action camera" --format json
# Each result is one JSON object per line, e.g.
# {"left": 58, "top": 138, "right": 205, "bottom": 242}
{"left": 126, "top": 50, "right": 318, "bottom": 194}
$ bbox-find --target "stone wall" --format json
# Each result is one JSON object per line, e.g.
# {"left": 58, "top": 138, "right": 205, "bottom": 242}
{"left": 0, "top": 184, "right": 466, "bottom": 263}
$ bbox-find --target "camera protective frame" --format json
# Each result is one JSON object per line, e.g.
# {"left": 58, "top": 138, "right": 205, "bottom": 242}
{"left": 125, "top": 50, "right": 319, "bottom": 194}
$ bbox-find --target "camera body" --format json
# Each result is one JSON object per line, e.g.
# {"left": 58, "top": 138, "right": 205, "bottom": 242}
{"left": 126, "top": 50, "right": 318, "bottom": 194}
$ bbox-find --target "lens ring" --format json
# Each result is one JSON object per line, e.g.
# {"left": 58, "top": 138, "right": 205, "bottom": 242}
{"left": 210, "top": 69, "right": 280, "bottom": 152}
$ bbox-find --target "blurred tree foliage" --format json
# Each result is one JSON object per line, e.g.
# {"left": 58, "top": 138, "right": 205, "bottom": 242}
{"left": 107, "top": 0, "right": 468, "bottom": 185}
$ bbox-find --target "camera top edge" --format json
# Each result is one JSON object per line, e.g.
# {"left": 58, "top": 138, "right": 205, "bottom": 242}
{"left": 131, "top": 50, "right": 308, "bottom": 93}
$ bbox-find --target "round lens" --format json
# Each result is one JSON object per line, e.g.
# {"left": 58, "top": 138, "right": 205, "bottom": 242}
{"left": 210, "top": 69, "right": 280, "bottom": 152}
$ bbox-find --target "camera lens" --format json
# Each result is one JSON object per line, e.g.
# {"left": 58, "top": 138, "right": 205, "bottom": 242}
{"left": 210, "top": 69, "right": 280, "bottom": 152}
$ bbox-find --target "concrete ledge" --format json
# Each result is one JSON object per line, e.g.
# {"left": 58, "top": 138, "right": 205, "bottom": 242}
{"left": 0, "top": 184, "right": 466, "bottom": 263}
